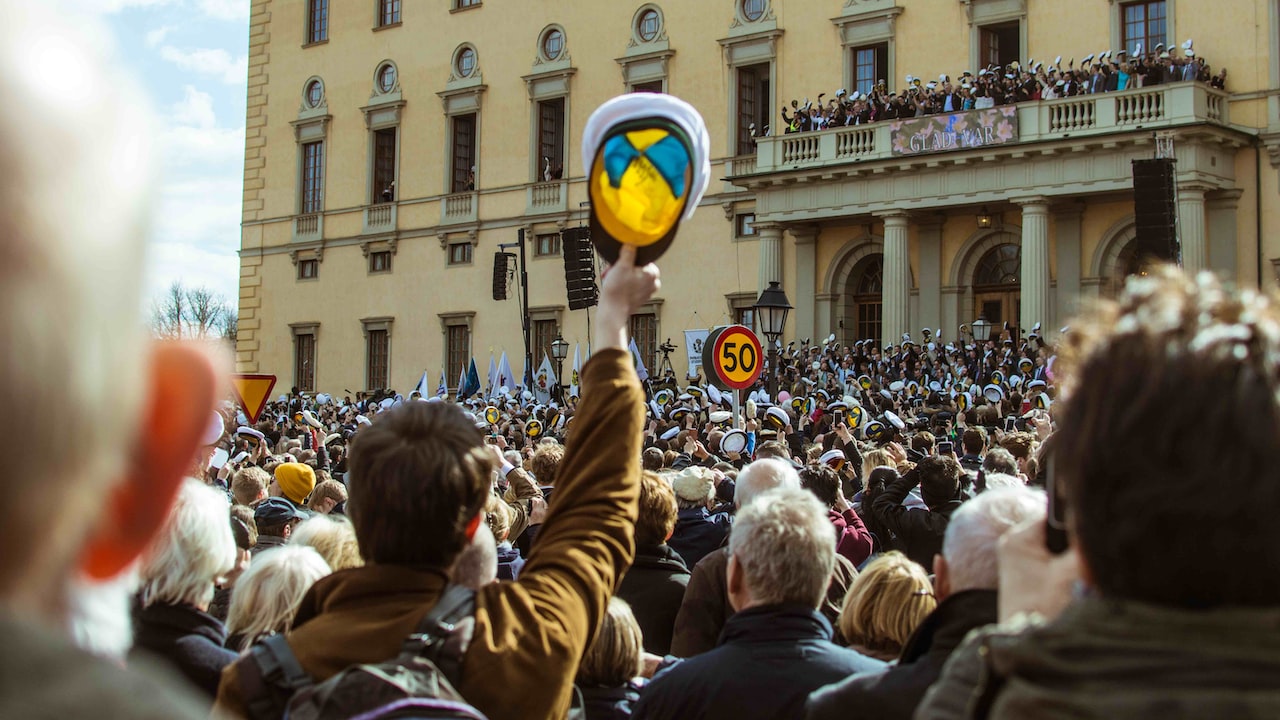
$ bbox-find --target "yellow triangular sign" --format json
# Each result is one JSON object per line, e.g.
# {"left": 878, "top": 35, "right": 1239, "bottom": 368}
{"left": 231, "top": 374, "right": 277, "bottom": 424}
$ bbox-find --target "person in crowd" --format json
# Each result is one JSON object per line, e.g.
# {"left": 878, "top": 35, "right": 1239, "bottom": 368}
{"left": 920, "top": 266, "right": 1280, "bottom": 718}
{"left": 482, "top": 493, "right": 526, "bottom": 580}
{"left": 130, "top": 480, "right": 240, "bottom": 701}
{"left": 835, "top": 551, "right": 935, "bottom": 659}
{"left": 958, "top": 427, "right": 986, "bottom": 475}
{"left": 289, "top": 514, "right": 362, "bottom": 571}
{"left": 231, "top": 465, "right": 270, "bottom": 507}
{"left": 617, "top": 471, "right": 691, "bottom": 655}
{"left": 251, "top": 496, "right": 307, "bottom": 556}
{"left": 807, "top": 487, "right": 1043, "bottom": 720}
{"left": 213, "top": 243, "right": 659, "bottom": 720}
{"left": 269, "top": 462, "right": 315, "bottom": 510}
{"left": 667, "top": 466, "right": 732, "bottom": 568}
{"left": 868, "top": 455, "right": 966, "bottom": 570}
{"left": 576, "top": 598, "right": 646, "bottom": 720}
{"left": 224, "top": 546, "right": 332, "bottom": 652}
{"left": 982, "top": 447, "right": 1018, "bottom": 478}
{"left": 209, "top": 506, "right": 257, "bottom": 622}
{"left": 800, "top": 463, "right": 874, "bottom": 567}
{"left": 306, "top": 478, "right": 347, "bottom": 514}
{"left": 633, "top": 488, "right": 885, "bottom": 719}
{"left": 514, "top": 441, "right": 562, "bottom": 554}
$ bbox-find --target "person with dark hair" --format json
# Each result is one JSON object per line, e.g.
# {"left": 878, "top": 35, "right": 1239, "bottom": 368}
{"left": 868, "top": 456, "right": 965, "bottom": 570}
{"left": 617, "top": 471, "right": 690, "bottom": 655}
{"left": 213, "top": 244, "right": 660, "bottom": 720}
{"left": 800, "top": 464, "right": 874, "bottom": 567}
{"left": 921, "top": 267, "right": 1280, "bottom": 718}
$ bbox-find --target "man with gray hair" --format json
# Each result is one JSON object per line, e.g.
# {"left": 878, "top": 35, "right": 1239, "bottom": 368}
{"left": 0, "top": 3, "right": 221, "bottom": 717}
{"left": 635, "top": 488, "right": 884, "bottom": 719}
{"left": 804, "top": 487, "right": 1045, "bottom": 720}
{"left": 673, "top": 457, "right": 866, "bottom": 658}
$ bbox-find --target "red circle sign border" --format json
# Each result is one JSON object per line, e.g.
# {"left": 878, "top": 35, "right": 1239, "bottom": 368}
{"left": 711, "top": 324, "right": 763, "bottom": 390}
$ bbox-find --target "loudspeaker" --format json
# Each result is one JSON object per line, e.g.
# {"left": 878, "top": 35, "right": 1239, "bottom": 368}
{"left": 561, "top": 227, "right": 599, "bottom": 310}
{"left": 492, "top": 252, "right": 514, "bottom": 301}
{"left": 1131, "top": 158, "right": 1178, "bottom": 263}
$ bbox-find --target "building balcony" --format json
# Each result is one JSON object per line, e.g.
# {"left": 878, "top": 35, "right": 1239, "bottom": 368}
{"left": 292, "top": 213, "right": 323, "bottom": 242}
{"left": 442, "top": 191, "right": 478, "bottom": 225}
{"left": 526, "top": 180, "right": 567, "bottom": 216}
{"left": 362, "top": 202, "right": 397, "bottom": 235}
{"left": 744, "top": 83, "right": 1231, "bottom": 177}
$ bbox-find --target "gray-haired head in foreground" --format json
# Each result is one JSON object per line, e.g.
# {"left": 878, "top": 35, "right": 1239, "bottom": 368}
{"left": 735, "top": 457, "right": 801, "bottom": 507}
{"left": 729, "top": 487, "right": 835, "bottom": 609}
{"left": 943, "top": 486, "right": 1045, "bottom": 593}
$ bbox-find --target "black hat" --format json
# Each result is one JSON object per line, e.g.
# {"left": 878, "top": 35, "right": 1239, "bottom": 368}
{"left": 255, "top": 497, "right": 307, "bottom": 526}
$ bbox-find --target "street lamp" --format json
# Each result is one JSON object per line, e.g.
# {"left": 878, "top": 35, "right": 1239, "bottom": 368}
{"left": 753, "top": 281, "right": 792, "bottom": 399}
{"left": 550, "top": 332, "right": 569, "bottom": 404}
{"left": 971, "top": 315, "right": 991, "bottom": 345}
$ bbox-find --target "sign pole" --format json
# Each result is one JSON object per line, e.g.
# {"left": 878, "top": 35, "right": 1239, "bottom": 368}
{"left": 733, "top": 389, "right": 741, "bottom": 430}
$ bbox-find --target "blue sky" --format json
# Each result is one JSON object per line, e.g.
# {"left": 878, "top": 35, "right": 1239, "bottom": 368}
{"left": 78, "top": 0, "right": 250, "bottom": 306}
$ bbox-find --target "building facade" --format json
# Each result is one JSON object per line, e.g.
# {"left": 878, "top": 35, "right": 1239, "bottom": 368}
{"left": 237, "top": 0, "right": 1280, "bottom": 394}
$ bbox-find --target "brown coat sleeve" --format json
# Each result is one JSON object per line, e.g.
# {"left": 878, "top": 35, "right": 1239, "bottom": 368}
{"left": 670, "top": 549, "right": 730, "bottom": 658}
{"left": 462, "top": 348, "right": 644, "bottom": 720}
{"left": 502, "top": 467, "right": 542, "bottom": 542}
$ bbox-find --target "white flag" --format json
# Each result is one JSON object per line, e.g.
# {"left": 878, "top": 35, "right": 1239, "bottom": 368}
{"left": 486, "top": 356, "right": 498, "bottom": 398}
{"left": 436, "top": 369, "right": 447, "bottom": 398}
{"left": 534, "top": 353, "right": 557, "bottom": 404}
{"left": 685, "top": 329, "right": 710, "bottom": 378}
{"left": 628, "top": 337, "right": 650, "bottom": 381}
{"left": 498, "top": 351, "right": 519, "bottom": 393}
{"left": 414, "top": 371, "right": 430, "bottom": 397}
{"left": 569, "top": 343, "right": 582, "bottom": 398}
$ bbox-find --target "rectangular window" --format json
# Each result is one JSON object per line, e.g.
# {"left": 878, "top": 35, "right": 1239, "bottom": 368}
{"left": 301, "top": 141, "right": 324, "bottom": 214}
{"left": 307, "top": 0, "right": 328, "bottom": 43}
{"left": 630, "top": 314, "right": 658, "bottom": 373}
{"left": 631, "top": 80, "right": 664, "bottom": 94}
{"left": 298, "top": 258, "right": 319, "bottom": 280}
{"left": 451, "top": 114, "right": 477, "bottom": 193}
{"left": 534, "top": 319, "right": 557, "bottom": 364}
{"left": 455, "top": 0, "right": 480, "bottom": 8}
{"left": 978, "top": 22, "right": 1020, "bottom": 70}
{"left": 294, "top": 333, "right": 316, "bottom": 392}
{"left": 446, "top": 325, "right": 470, "bottom": 388}
{"left": 1121, "top": 1, "right": 1166, "bottom": 56}
{"left": 537, "top": 98, "right": 566, "bottom": 181}
{"left": 534, "top": 233, "right": 561, "bottom": 257}
{"left": 366, "top": 329, "right": 389, "bottom": 390}
{"left": 857, "top": 302, "right": 883, "bottom": 343}
{"left": 736, "top": 63, "right": 770, "bottom": 156}
{"left": 369, "top": 250, "right": 392, "bottom": 273}
{"left": 448, "top": 242, "right": 473, "bottom": 265}
{"left": 735, "top": 213, "right": 757, "bottom": 238}
{"left": 373, "top": 127, "right": 397, "bottom": 203}
{"left": 735, "top": 307, "right": 755, "bottom": 331}
{"left": 851, "top": 43, "right": 888, "bottom": 98}
{"left": 378, "top": 0, "right": 401, "bottom": 26}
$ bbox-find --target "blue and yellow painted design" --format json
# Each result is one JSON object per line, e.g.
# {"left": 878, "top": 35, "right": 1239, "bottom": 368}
{"left": 589, "top": 122, "right": 693, "bottom": 260}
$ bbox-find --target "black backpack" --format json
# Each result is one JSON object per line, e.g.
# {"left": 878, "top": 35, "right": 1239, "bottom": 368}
{"left": 238, "top": 584, "right": 486, "bottom": 720}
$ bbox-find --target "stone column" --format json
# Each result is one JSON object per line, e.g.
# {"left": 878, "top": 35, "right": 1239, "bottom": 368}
{"left": 878, "top": 212, "right": 911, "bottom": 347}
{"left": 791, "top": 225, "right": 818, "bottom": 342}
{"left": 1017, "top": 197, "right": 1051, "bottom": 335}
{"left": 915, "top": 215, "right": 944, "bottom": 334}
{"left": 1178, "top": 184, "right": 1208, "bottom": 272}
{"left": 757, "top": 222, "right": 783, "bottom": 296}
{"left": 1206, "top": 188, "right": 1242, "bottom": 278}
{"left": 1054, "top": 202, "right": 1084, "bottom": 330}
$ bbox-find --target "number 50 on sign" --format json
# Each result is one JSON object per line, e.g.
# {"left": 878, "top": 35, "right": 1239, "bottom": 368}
{"left": 702, "top": 325, "right": 763, "bottom": 390}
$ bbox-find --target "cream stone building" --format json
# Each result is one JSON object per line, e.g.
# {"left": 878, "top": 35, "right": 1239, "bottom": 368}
{"left": 237, "top": 0, "right": 1280, "bottom": 395}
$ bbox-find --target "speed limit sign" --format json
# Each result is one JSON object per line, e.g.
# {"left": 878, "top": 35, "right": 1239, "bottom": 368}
{"left": 702, "top": 325, "right": 763, "bottom": 390}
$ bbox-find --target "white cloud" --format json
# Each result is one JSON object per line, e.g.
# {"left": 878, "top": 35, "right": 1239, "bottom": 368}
{"left": 159, "top": 45, "right": 247, "bottom": 84}
{"left": 145, "top": 25, "right": 174, "bottom": 48}
{"left": 144, "top": 176, "right": 243, "bottom": 302}
{"left": 170, "top": 84, "right": 216, "bottom": 128}
{"left": 196, "top": 0, "right": 250, "bottom": 21}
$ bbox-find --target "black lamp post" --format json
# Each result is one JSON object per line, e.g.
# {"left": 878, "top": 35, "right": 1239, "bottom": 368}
{"left": 753, "top": 281, "right": 792, "bottom": 399}
{"left": 550, "top": 333, "right": 569, "bottom": 404}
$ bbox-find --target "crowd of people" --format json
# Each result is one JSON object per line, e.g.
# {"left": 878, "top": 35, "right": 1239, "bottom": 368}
{"left": 768, "top": 40, "right": 1227, "bottom": 134}
{"left": 9, "top": 6, "right": 1280, "bottom": 720}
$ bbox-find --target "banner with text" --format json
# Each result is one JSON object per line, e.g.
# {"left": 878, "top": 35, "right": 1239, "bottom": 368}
{"left": 685, "top": 329, "right": 710, "bottom": 377}
{"left": 890, "top": 107, "right": 1018, "bottom": 156}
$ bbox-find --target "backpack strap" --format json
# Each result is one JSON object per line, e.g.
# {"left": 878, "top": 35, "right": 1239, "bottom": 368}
{"left": 240, "top": 634, "right": 313, "bottom": 720}
{"left": 401, "top": 583, "right": 477, "bottom": 686}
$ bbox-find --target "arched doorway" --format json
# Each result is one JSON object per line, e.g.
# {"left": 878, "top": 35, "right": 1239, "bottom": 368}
{"left": 972, "top": 243, "right": 1021, "bottom": 338}
{"left": 842, "top": 254, "right": 883, "bottom": 344}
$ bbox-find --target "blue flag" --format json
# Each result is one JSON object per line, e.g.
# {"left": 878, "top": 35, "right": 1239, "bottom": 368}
{"left": 462, "top": 358, "right": 482, "bottom": 399}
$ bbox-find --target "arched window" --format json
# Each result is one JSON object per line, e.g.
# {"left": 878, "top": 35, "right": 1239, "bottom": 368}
{"left": 844, "top": 254, "right": 883, "bottom": 344}
{"left": 972, "top": 243, "right": 1021, "bottom": 337}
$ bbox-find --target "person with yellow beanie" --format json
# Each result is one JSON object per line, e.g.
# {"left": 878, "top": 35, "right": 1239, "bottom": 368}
{"left": 270, "top": 462, "right": 316, "bottom": 507}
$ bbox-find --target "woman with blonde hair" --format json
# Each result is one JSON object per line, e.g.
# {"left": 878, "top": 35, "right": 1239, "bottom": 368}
{"left": 289, "top": 514, "right": 362, "bottom": 571}
{"left": 837, "top": 551, "right": 936, "bottom": 661}
{"left": 225, "top": 546, "right": 331, "bottom": 651}
{"left": 576, "top": 597, "right": 644, "bottom": 719}
{"left": 860, "top": 448, "right": 894, "bottom": 482}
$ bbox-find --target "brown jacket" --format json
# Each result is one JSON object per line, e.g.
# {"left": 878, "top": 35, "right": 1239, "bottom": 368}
{"left": 213, "top": 349, "right": 644, "bottom": 720}
{"left": 670, "top": 544, "right": 858, "bottom": 657}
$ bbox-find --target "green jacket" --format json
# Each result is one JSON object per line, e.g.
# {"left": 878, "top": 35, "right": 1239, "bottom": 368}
{"left": 917, "top": 595, "right": 1280, "bottom": 720}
